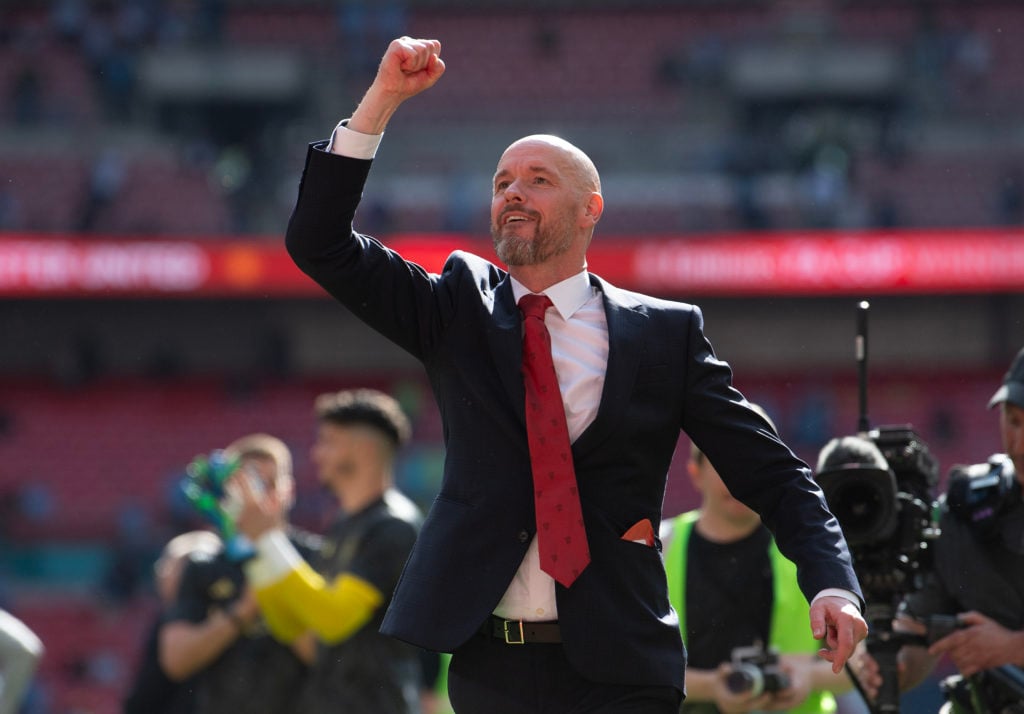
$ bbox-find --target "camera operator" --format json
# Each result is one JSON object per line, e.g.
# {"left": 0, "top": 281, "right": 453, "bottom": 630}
{"left": 662, "top": 404, "right": 853, "bottom": 713}
{"left": 853, "top": 347, "right": 1024, "bottom": 711}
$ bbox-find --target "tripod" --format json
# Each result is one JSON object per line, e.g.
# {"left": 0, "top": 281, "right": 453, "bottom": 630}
{"left": 848, "top": 600, "right": 929, "bottom": 714}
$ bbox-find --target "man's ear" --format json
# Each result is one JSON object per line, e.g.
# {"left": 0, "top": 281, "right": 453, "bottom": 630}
{"left": 582, "top": 192, "right": 603, "bottom": 226}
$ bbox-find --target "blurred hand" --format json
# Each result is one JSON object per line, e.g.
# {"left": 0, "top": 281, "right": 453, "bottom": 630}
{"left": 767, "top": 655, "right": 815, "bottom": 711}
{"left": 231, "top": 587, "right": 261, "bottom": 627}
{"left": 234, "top": 470, "right": 285, "bottom": 541}
{"left": 811, "top": 596, "right": 869, "bottom": 673}
{"left": 929, "top": 611, "right": 1024, "bottom": 677}
{"left": 848, "top": 642, "right": 884, "bottom": 701}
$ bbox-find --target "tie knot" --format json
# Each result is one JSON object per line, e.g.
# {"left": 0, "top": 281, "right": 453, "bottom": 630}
{"left": 519, "top": 293, "right": 553, "bottom": 321}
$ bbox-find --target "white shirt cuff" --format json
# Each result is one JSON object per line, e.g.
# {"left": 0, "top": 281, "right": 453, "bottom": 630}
{"left": 243, "top": 529, "right": 303, "bottom": 587}
{"left": 325, "top": 120, "right": 383, "bottom": 159}
{"left": 811, "top": 588, "right": 861, "bottom": 610}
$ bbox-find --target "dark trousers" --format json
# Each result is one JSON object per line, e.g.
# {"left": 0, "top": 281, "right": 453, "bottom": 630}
{"left": 448, "top": 631, "right": 681, "bottom": 714}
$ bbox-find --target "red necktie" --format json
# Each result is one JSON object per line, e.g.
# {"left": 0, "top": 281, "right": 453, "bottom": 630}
{"left": 519, "top": 293, "right": 590, "bottom": 587}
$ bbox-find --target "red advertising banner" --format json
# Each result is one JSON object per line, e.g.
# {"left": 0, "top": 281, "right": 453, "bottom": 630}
{"left": 1, "top": 229, "right": 1021, "bottom": 298}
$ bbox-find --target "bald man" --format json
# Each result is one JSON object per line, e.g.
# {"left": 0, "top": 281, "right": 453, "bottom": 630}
{"left": 284, "top": 36, "right": 867, "bottom": 713}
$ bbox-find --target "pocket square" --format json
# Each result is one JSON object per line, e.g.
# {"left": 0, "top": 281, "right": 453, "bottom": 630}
{"left": 621, "top": 518, "right": 655, "bottom": 547}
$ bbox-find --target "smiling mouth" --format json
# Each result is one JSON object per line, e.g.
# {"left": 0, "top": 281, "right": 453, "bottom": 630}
{"left": 501, "top": 209, "right": 537, "bottom": 225}
{"left": 501, "top": 213, "right": 536, "bottom": 227}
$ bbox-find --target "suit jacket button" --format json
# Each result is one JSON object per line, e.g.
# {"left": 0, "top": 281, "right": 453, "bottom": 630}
{"left": 518, "top": 530, "right": 530, "bottom": 543}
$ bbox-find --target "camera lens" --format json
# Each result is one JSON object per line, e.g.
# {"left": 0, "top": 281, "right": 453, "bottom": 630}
{"left": 821, "top": 468, "right": 899, "bottom": 546}
{"left": 725, "top": 664, "right": 764, "bottom": 696}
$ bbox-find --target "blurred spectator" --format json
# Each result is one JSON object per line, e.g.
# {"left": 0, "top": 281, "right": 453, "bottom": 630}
{"left": 950, "top": 20, "right": 991, "bottom": 101}
{"left": 51, "top": 0, "right": 87, "bottom": 46}
{"left": 532, "top": 14, "right": 562, "bottom": 59}
{"left": 194, "top": 0, "right": 226, "bottom": 46}
{"left": 160, "top": 434, "right": 319, "bottom": 714}
{"left": 870, "top": 193, "right": 902, "bottom": 229}
{"left": 0, "top": 189, "right": 23, "bottom": 231}
{"left": 661, "top": 404, "right": 853, "bottom": 713}
{"left": 82, "top": 14, "right": 139, "bottom": 123}
{"left": 908, "top": 8, "right": 956, "bottom": 112}
{"left": 801, "top": 142, "right": 852, "bottom": 229}
{"left": 209, "top": 145, "right": 254, "bottom": 233}
{"left": 997, "top": 167, "right": 1023, "bottom": 226}
{"left": 123, "top": 529, "right": 221, "bottom": 714}
{"left": 77, "top": 149, "right": 126, "bottom": 233}
{"left": 101, "top": 501, "right": 161, "bottom": 606}
{"left": 16, "top": 484, "right": 55, "bottom": 527}
{"left": 10, "top": 63, "right": 43, "bottom": 126}
{"left": 237, "top": 389, "right": 426, "bottom": 714}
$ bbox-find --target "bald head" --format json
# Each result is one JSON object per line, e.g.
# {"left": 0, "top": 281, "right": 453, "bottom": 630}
{"left": 500, "top": 135, "right": 601, "bottom": 195}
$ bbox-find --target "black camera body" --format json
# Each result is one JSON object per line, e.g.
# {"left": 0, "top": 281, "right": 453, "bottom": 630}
{"left": 725, "top": 643, "right": 791, "bottom": 697}
{"left": 816, "top": 425, "right": 940, "bottom": 602}
{"left": 946, "top": 454, "right": 1019, "bottom": 539}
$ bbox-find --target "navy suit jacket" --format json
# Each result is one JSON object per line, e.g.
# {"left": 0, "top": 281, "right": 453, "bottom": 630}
{"left": 285, "top": 142, "right": 863, "bottom": 693}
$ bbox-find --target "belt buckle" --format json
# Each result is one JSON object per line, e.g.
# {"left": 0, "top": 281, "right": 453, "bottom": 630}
{"left": 503, "top": 619, "right": 525, "bottom": 645}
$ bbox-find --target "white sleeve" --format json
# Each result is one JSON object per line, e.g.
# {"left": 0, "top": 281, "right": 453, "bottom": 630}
{"left": 325, "top": 120, "right": 383, "bottom": 159}
{"left": 811, "top": 588, "right": 861, "bottom": 610}
{"left": 242, "top": 529, "right": 304, "bottom": 587}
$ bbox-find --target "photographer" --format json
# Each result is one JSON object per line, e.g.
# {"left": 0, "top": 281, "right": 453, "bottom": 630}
{"left": 662, "top": 405, "right": 853, "bottom": 713}
{"left": 160, "top": 434, "right": 320, "bottom": 714}
{"left": 852, "top": 347, "right": 1024, "bottom": 712}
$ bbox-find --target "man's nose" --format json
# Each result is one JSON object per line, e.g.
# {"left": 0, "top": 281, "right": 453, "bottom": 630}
{"left": 504, "top": 179, "right": 524, "bottom": 201}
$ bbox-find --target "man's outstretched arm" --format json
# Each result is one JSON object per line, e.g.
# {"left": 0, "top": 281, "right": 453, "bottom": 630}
{"left": 344, "top": 37, "right": 445, "bottom": 140}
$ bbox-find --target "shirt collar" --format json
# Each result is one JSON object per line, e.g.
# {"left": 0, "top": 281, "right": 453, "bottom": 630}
{"left": 510, "top": 271, "right": 594, "bottom": 320}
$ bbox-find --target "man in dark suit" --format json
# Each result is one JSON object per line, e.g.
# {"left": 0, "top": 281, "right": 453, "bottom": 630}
{"left": 285, "top": 36, "right": 867, "bottom": 714}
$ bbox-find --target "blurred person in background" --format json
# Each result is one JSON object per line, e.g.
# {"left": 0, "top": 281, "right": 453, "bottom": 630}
{"left": 122, "top": 529, "right": 220, "bottom": 714}
{"left": 283, "top": 36, "right": 866, "bottom": 713}
{"left": 0, "top": 608, "right": 43, "bottom": 714}
{"left": 661, "top": 404, "right": 853, "bottom": 714}
{"left": 236, "top": 388, "right": 424, "bottom": 714}
{"left": 852, "top": 346, "right": 1024, "bottom": 713}
{"left": 160, "top": 434, "right": 319, "bottom": 714}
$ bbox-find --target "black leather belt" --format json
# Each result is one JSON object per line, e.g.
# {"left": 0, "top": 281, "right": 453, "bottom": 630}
{"left": 481, "top": 615, "right": 562, "bottom": 644}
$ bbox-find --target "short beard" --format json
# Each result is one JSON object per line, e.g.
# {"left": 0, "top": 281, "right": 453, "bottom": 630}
{"left": 491, "top": 213, "right": 575, "bottom": 267}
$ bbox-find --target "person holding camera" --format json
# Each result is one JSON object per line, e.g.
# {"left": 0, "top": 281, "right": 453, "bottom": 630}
{"left": 662, "top": 405, "right": 853, "bottom": 714}
{"left": 852, "top": 347, "right": 1024, "bottom": 711}
{"left": 160, "top": 434, "right": 320, "bottom": 714}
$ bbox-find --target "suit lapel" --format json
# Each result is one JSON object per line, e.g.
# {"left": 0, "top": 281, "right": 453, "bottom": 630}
{"left": 572, "top": 276, "right": 647, "bottom": 457}
{"left": 486, "top": 279, "right": 526, "bottom": 423}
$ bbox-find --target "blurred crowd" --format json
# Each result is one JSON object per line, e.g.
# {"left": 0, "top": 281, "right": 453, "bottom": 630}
{"left": 1, "top": 0, "right": 1023, "bottom": 237}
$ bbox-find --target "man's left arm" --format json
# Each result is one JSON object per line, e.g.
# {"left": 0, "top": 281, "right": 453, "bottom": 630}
{"left": 677, "top": 305, "right": 866, "bottom": 665}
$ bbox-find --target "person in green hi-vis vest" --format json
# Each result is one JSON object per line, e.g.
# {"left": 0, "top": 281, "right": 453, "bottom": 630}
{"left": 662, "top": 404, "right": 854, "bottom": 714}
